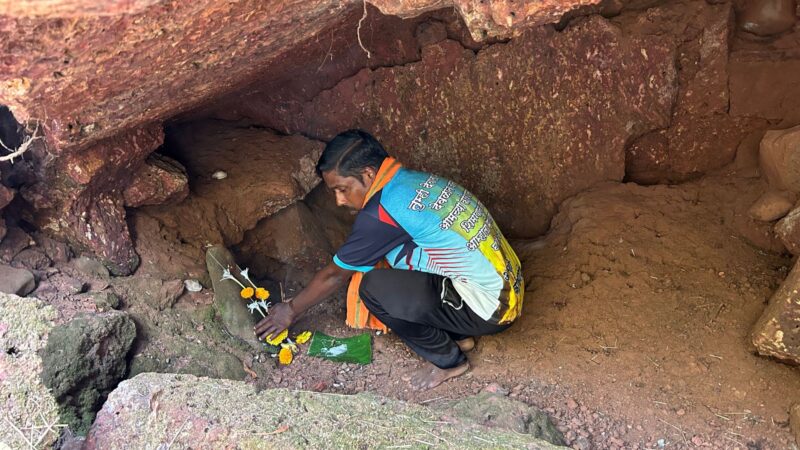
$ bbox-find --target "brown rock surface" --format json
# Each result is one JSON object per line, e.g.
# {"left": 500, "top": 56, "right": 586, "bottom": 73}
{"left": 129, "top": 213, "right": 208, "bottom": 282}
{"left": 0, "top": 0, "right": 161, "bottom": 17}
{"left": 0, "top": 184, "right": 12, "bottom": 242}
{"left": 791, "top": 403, "right": 800, "bottom": 445}
{"left": 139, "top": 120, "right": 323, "bottom": 249}
{"left": 737, "top": 0, "right": 798, "bottom": 36}
{"left": 623, "top": 2, "right": 761, "bottom": 183}
{"left": 730, "top": 55, "right": 800, "bottom": 126}
{"left": 123, "top": 153, "right": 189, "bottom": 208}
{"left": 0, "top": 226, "right": 32, "bottom": 262}
{"left": 748, "top": 190, "right": 796, "bottom": 222}
{"left": 21, "top": 125, "right": 164, "bottom": 275}
{"left": 0, "top": 263, "right": 36, "bottom": 295}
{"left": 628, "top": 115, "right": 762, "bottom": 184}
{"left": 751, "top": 258, "right": 800, "bottom": 364}
{"left": 370, "top": 0, "right": 601, "bottom": 40}
{"left": 0, "top": 0, "right": 591, "bottom": 155}
{"left": 0, "top": 183, "right": 12, "bottom": 209}
{"left": 235, "top": 16, "right": 676, "bottom": 237}
{"left": 759, "top": 125, "right": 800, "bottom": 193}
{"left": 237, "top": 202, "right": 334, "bottom": 284}
{"left": 776, "top": 206, "right": 800, "bottom": 254}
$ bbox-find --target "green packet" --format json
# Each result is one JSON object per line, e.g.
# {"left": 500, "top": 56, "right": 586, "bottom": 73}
{"left": 307, "top": 331, "right": 372, "bottom": 365}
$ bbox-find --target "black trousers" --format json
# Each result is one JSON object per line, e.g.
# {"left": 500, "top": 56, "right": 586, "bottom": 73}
{"left": 359, "top": 269, "right": 511, "bottom": 369}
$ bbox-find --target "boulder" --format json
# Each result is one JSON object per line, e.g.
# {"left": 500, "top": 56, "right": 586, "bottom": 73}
{"left": 23, "top": 125, "right": 165, "bottom": 276}
{"left": 759, "top": 125, "right": 800, "bottom": 193}
{"left": 86, "top": 373, "right": 565, "bottom": 449}
{"left": 737, "top": 0, "right": 798, "bottom": 36}
{"left": 237, "top": 202, "right": 334, "bottom": 284}
{"left": 11, "top": 247, "right": 52, "bottom": 270}
{"left": 0, "top": 263, "right": 36, "bottom": 296}
{"left": 71, "top": 256, "right": 111, "bottom": 280}
{"left": 776, "top": 206, "right": 800, "bottom": 254}
{"left": 157, "top": 279, "right": 186, "bottom": 310}
{"left": 140, "top": 121, "right": 324, "bottom": 247}
{"left": 0, "top": 226, "right": 31, "bottom": 262}
{"left": 0, "top": 0, "right": 593, "bottom": 154}
{"left": 206, "top": 246, "right": 261, "bottom": 350}
{"left": 0, "top": 183, "right": 13, "bottom": 210}
{"left": 0, "top": 293, "right": 61, "bottom": 449}
{"left": 35, "top": 233, "right": 72, "bottom": 263}
{"left": 748, "top": 191, "right": 796, "bottom": 222}
{"left": 89, "top": 291, "right": 121, "bottom": 312}
{"left": 39, "top": 311, "right": 136, "bottom": 434}
{"left": 445, "top": 392, "right": 565, "bottom": 445}
{"left": 127, "top": 333, "right": 246, "bottom": 382}
{"left": 111, "top": 275, "right": 185, "bottom": 311}
{"left": 122, "top": 153, "right": 189, "bottom": 207}
{"left": 751, "top": 258, "right": 800, "bottom": 364}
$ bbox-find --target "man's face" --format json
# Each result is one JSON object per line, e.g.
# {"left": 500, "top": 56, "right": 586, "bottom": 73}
{"left": 322, "top": 168, "right": 376, "bottom": 210}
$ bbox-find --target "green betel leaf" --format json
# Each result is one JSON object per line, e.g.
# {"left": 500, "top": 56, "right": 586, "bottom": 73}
{"left": 307, "top": 332, "right": 372, "bottom": 365}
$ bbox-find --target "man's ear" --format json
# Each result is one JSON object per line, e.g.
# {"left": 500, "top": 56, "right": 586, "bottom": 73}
{"left": 361, "top": 167, "right": 377, "bottom": 186}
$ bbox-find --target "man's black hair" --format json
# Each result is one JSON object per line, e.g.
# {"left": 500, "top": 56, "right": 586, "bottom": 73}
{"left": 316, "top": 129, "right": 388, "bottom": 179}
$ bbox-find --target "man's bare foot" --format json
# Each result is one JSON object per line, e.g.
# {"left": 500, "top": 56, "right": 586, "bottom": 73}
{"left": 456, "top": 337, "right": 475, "bottom": 352}
{"left": 402, "top": 361, "right": 470, "bottom": 390}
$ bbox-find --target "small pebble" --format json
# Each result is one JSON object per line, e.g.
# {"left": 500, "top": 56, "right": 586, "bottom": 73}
{"left": 211, "top": 170, "right": 227, "bottom": 180}
{"left": 184, "top": 279, "right": 203, "bottom": 292}
{"left": 482, "top": 382, "right": 509, "bottom": 396}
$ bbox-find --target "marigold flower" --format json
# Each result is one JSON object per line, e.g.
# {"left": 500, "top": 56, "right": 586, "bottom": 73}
{"left": 283, "top": 341, "right": 298, "bottom": 353}
{"left": 295, "top": 331, "right": 312, "bottom": 344}
{"left": 240, "top": 287, "right": 254, "bottom": 299}
{"left": 265, "top": 329, "right": 288, "bottom": 346}
{"left": 255, "top": 287, "right": 270, "bottom": 300}
{"left": 278, "top": 347, "right": 293, "bottom": 365}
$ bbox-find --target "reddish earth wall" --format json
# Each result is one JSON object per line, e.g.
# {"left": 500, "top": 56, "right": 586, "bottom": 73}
{"left": 1, "top": 0, "right": 799, "bottom": 272}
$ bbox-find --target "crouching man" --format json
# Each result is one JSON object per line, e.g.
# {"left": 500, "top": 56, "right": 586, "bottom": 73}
{"left": 255, "top": 130, "right": 524, "bottom": 389}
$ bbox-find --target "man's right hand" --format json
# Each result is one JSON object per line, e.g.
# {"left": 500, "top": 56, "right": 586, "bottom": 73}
{"left": 255, "top": 302, "right": 295, "bottom": 341}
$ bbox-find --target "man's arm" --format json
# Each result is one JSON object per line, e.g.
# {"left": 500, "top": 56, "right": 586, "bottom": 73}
{"left": 254, "top": 261, "right": 354, "bottom": 340}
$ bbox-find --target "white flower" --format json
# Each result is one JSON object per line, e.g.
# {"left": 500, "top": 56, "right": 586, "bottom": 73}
{"left": 248, "top": 301, "right": 266, "bottom": 318}
{"left": 239, "top": 267, "right": 258, "bottom": 289}
{"left": 221, "top": 268, "right": 245, "bottom": 289}
{"left": 258, "top": 301, "right": 271, "bottom": 315}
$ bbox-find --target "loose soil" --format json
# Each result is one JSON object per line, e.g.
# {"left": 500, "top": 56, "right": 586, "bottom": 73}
{"left": 25, "top": 169, "right": 800, "bottom": 449}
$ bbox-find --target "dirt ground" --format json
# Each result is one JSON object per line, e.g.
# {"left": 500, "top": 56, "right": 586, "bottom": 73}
{"left": 22, "top": 167, "right": 800, "bottom": 449}
{"left": 247, "top": 169, "right": 800, "bottom": 450}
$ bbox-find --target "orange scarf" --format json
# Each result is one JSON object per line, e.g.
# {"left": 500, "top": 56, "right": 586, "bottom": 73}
{"left": 345, "top": 157, "right": 402, "bottom": 332}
